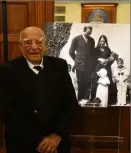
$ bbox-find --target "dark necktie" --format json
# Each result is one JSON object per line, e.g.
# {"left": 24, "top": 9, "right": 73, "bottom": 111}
{"left": 34, "top": 66, "right": 43, "bottom": 72}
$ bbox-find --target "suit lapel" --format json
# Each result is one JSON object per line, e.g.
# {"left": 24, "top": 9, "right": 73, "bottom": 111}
{"left": 19, "top": 57, "right": 36, "bottom": 75}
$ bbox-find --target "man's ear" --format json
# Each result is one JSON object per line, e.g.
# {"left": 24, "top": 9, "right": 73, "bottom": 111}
{"left": 19, "top": 42, "right": 22, "bottom": 47}
{"left": 19, "top": 42, "right": 23, "bottom": 53}
{"left": 43, "top": 40, "right": 47, "bottom": 52}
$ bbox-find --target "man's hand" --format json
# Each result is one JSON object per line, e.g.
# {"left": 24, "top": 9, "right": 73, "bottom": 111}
{"left": 108, "top": 56, "right": 114, "bottom": 61}
{"left": 37, "top": 133, "right": 61, "bottom": 153}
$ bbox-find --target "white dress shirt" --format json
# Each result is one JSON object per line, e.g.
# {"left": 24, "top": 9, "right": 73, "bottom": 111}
{"left": 26, "top": 58, "right": 43, "bottom": 74}
{"left": 113, "top": 66, "right": 129, "bottom": 83}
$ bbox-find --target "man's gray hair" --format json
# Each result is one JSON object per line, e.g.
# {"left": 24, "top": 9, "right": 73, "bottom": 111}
{"left": 19, "top": 28, "right": 46, "bottom": 42}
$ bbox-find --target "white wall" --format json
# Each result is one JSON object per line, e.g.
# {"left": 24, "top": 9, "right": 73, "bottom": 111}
{"left": 55, "top": 3, "right": 81, "bottom": 23}
{"left": 55, "top": 3, "right": 130, "bottom": 23}
{"left": 116, "top": 3, "right": 130, "bottom": 24}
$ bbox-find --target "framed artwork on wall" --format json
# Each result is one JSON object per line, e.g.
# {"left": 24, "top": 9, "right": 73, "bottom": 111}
{"left": 82, "top": 4, "right": 117, "bottom": 23}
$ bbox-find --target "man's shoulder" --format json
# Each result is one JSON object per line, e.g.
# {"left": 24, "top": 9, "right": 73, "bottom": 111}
{"left": 0, "top": 57, "right": 25, "bottom": 73}
{"left": 89, "top": 36, "right": 95, "bottom": 41}
{"left": 3, "top": 56, "right": 24, "bottom": 65}
{"left": 45, "top": 56, "right": 66, "bottom": 63}
{"left": 44, "top": 56, "right": 67, "bottom": 68}
{"left": 73, "top": 35, "right": 82, "bottom": 40}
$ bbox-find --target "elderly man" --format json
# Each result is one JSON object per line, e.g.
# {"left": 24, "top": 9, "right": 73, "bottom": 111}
{"left": 0, "top": 26, "right": 78, "bottom": 153}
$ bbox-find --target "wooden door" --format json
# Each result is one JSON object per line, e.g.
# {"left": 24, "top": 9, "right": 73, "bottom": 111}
{"left": 0, "top": 1, "right": 54, "bottom": 151}
{"left": 0, "top": 1, "right": 54, "bottom": 63}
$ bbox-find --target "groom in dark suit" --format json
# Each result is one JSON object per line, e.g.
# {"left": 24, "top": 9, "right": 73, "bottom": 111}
{"left": 0, "top": 26, "right": 78, "bottom": 153}
{"left": 69, "top": 26, "right": 95, "bottom": 101}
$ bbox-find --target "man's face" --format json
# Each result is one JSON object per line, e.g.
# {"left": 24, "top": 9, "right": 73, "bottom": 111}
{"left": 20, "top": 28, "right": 46, "bottom": 64}
{"left": 84, "top": 28, "right": 92, "bottom": 38}
{"left": 118, "top": 61, "right": 123, "bottom": 68}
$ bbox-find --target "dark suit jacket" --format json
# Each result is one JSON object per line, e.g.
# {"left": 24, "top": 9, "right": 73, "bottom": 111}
{"left": 69, "top": 34, "right": 95, "bottom": 71}
{"left": 0, "top": 56, "right": 78, "bottom": 153}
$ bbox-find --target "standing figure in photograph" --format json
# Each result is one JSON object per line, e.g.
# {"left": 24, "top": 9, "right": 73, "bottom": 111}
{"left": 95, "top": 68, "right": 110, "bottom": 107}
{"left": 69, "top": 26, "right": 95, "bottom": 102}
{"left": 91, "top": 35, "right": 117, "bottom": 105}
{"left": 0, "top": 26, "right": 78, "bottom": 153}
{"left": 113, "top": 58, "right": 130, "bottom": 106}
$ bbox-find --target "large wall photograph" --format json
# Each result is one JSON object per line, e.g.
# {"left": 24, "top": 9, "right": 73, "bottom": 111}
{"left": 46, "top": 23, "right": 130, "bottom": 108}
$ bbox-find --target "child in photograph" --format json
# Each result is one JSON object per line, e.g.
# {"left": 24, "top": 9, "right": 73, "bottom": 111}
{"left": 95, "top": 68, "right": 110, "bottom": 107}
{"left": 113, "top": 58, "right": 130, "bottom": 106}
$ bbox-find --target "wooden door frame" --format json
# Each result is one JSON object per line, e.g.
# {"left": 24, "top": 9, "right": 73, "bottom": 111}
{"left": 35, "top": 1, "right": 54, "bottom": 30}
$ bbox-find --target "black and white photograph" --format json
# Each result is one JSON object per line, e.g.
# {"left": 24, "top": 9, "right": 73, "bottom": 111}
{"left": 46, "top": 23, "right": 130, "bottom": 107}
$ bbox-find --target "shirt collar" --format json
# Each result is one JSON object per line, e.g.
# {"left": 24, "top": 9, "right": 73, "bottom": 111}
{"left": 82, "top": 34, "right": 88, "bottom": 42}
{"left": 26, "top": 58, "right": 44, "bottom": 69}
